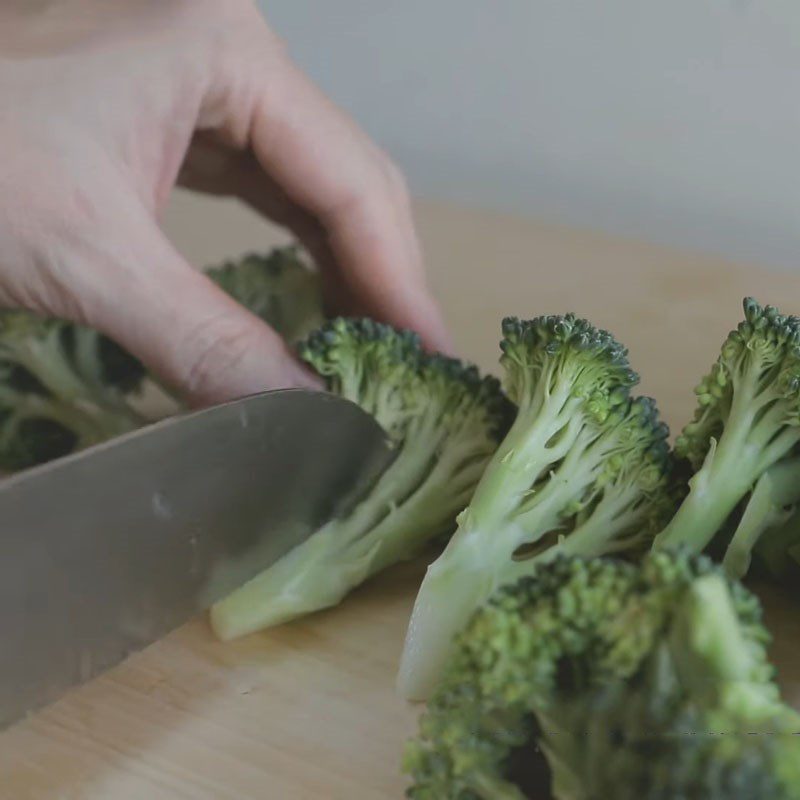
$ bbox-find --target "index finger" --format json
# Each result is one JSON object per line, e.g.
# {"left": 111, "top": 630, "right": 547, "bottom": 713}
{"left": 247, "top": 55, "right": 452, "bottom": 353}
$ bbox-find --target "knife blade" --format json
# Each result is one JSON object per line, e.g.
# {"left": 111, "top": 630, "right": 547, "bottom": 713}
{"left": 0, "top": 389, "right": 394, "bottom": 730}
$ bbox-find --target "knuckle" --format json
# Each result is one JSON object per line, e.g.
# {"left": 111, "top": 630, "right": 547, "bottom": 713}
{"left": 180, "top": 313, "right": 264, "bottom": 399}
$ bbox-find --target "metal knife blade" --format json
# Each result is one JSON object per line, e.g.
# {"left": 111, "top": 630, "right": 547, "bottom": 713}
{"left": 0, "top": 389, "right": 393, "bottom": 730}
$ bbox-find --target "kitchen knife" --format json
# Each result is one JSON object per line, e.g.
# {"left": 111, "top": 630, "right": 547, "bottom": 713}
{"left": 0, "top": 389, "right": 394, "bottom": 730}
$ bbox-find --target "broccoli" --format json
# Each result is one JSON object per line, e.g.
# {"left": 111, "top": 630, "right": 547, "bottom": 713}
{"left": 397, "top": 314, "right": 673, "bottom": 699}
{"left": 653, "top": 298, "right": 800, "bottom": 579}
{"left": 206, "top": 246, "right": 324, "bottom": 344}
{"left": 405, "top": 551, "right": 800, "bottom": 800}
{"left": 0, "top": 311, "right": 147, "bottom": 470}
{"left": 0, "top": 246, "right": 325, "bottom": 471}
{"left": 753, "top": 509, "right": 800, "bottom": 581}
{"left": 720, "top": 457, "right": 800, "bottom": 579}
{"left": 208, "top": 317, "right": 512, "bottom": 640}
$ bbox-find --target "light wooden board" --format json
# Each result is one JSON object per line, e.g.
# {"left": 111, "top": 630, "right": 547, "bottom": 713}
{"left": 0, "top": 198, "right": 798, "bottom": 798}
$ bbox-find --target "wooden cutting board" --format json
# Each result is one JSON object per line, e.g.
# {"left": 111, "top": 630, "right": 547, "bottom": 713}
{"left": 0, "top": 198, "right": 797, "bottom": 799}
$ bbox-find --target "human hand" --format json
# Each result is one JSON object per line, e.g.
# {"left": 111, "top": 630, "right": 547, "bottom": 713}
{"left": 0, "top": 0, "right": 450, "bottom": 405}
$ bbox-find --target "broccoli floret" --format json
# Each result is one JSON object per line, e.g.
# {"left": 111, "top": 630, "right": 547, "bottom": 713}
{"left": 397, "top": 314, "right": 673, "bottom": 699}
{"left": 0, "top": 246, "right": 324, "bottom": 470}
{"left": 208, "top": 318, "right": 512, "bottom": 640}
{"left": 206, "top": 246, "right": 324, "bottom": 344}
{"left": 653, "top": 298, "right": 800, "bottom": 578}
{"left": 0, "top": 312, "right": 147, "bottom": 470}
{"left": 405, "top": 551, "right": 800, "bottom": 800}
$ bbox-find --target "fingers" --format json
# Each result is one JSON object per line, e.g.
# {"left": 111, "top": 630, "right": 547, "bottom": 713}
{"left": 103, "top": 241, "right": 322, "bottom": 407}
{"left": 190, "top": 41, "right": 453, "bottom": 353}
{"left": 20, "top": 196, "right": 321, "bottom": 406}
{"left": 250, "top": 63, "right": 452, "bottom": 352}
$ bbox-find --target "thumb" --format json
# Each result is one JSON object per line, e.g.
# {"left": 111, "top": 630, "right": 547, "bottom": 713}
{"left": 71, "top": 220, "right": 322, "bottom": 406}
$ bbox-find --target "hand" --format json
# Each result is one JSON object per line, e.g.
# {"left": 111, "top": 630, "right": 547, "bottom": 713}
{"left": 0, "top": 0, "right": 450, "bottom": 405}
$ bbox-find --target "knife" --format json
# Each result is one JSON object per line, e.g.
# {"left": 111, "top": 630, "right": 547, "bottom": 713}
{"left": 0, "top": 389, "right": 393, "bottom": 730}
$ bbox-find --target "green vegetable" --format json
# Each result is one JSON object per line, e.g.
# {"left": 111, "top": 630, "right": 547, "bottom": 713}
{"left": 405, "top": 550, "right": 800, "bottom": 800}
{"left": 206, "top": 246, "right": 324, "bottom": 344}
{"left": 750, "top": 502, "right": 800, "bottom": 582}
{"left": 0, "top": 312, "right": 147, "bottom": 470}
{"left": 397, "top": 314, "right": 673, "bottom": 699}
{"left": 209, "top": 317, "right": 512, "bottom": 640}
{"left": 0, "top": 246, "right": 324, "bottom": 471}
{"left": 653, "top": 298, "right": 800, "bottom": 579}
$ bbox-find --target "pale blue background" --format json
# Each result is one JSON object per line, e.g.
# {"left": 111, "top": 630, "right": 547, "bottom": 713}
{"left": 257, "top": 1, "right": 800, "bottom": 269}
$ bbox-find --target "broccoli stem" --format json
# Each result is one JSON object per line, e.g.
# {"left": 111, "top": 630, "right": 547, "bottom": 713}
{"left": 211, "top": 406, "right": 492, "bottom": 640}
{"left": 397, "top": 531, "right": 496, "bottom": 700}
{"left": 722, "top": 461, "right": 800, "bottom": 579}
{"left": 657, "top": 352, "right": 800, "bottom": 555}
{"left": 6, "top": 336, "right": 146, "bottom": 432}
{"left": 209, "top": 520, "right": 375, "bottom": 638}
{"left": 467, "top": 377, "right": 579, "bottom": 531}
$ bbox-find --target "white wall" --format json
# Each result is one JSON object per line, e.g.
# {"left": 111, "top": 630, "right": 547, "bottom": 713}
{"left": 258, "top": 1, "right": 800, "bottom": 269}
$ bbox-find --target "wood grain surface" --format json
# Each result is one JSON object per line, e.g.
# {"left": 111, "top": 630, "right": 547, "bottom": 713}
{"left": 0, "top": 197, "right": 797, "bottom": 798}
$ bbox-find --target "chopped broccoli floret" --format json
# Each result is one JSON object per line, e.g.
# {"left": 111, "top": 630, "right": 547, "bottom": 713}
{"left": 0, "top": 246, "right": 325, "bottom": 471}
{"left": 206, "top": 246, "right": 324, "bottom": 344}
{"left": 397, "top": 314, "right": 673, "bottom": 699}
{"left": 653, "top": 298, "right": 800, "bottom": 579}
{"left": 0, "top": 312, "right": 147, "bottom": 470}
{"left": 405, "top": 551, "right": 800, "bottom": 800}
{"left": 208, "top": 317, "right": 512, "bottom": 640}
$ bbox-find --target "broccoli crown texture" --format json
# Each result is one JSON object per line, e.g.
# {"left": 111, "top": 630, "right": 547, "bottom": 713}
{"left": 500, "top": 314, "right": 636, "bottom": 418}
{"left": 207, "top": 246, "right": 324, "bottom": 343}
{"left": 676, "top": 298, "right": 800, "bottom": 468}
{"left": 654, "top": 298, "right": 800, "bottom": 576}
{"left": 405, "top": 550, "right": 800, "bottom": 800}
{"left": 209, "top": 317, "right": 512, "bottom": 640}
{"left": 398, "top": 314, "right": 675, "bottom": 699}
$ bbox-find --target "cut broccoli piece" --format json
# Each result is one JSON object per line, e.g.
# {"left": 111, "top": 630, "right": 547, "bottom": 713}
{"left": 0, "top": 246, "right": 325, "bottom": 470}
{"left": 405, "top": 551, "right": 800, "bottom": 800}
{"left": 653, "top": 298, "right": 800, "bottom": 578}
{"left": 0, "top": 312, "right": 148, "bottom": 470}
{"left": 397, "top": 314, "right": 673, "bottom": 699}
{"left": 208, "top": 318, "right": 512, "bottom": 640}
{"left": 206, "top": 246, "right": 324, "bottom": 344}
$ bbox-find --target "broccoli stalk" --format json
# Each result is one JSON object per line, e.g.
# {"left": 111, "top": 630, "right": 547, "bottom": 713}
{"left": 397, "top": 314, "right": 672, "bottom": 700}
{"left": 721, "top": 457, "right": 800, "bottom": 578}
{"left": 653, "top": 298, "right": 800, "bottom": 578}
{"left": 405, "top": 551, "right": 800, "bottom": 800}
{"left": 209, "top": 318, "right": 511, "bottom": 640}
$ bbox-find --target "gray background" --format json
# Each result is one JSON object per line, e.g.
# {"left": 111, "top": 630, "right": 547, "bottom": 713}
{"left": 257, "top": 1, "right": 800, "bottom": 269}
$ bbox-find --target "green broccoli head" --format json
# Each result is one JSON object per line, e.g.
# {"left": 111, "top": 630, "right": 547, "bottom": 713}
{"left": 209, "top": 318, "right": 512, "bottom": 640}
{"left": 207, "top": 246, "right": 324, "bottom": 344}
{"left": 655, "top": 298, "right": 800, "bottom": 576}
{"left": 405, "top": 551, "right": 799, "bottom": 800}
{"left": 398, "top": 314, "right": 675, "bottom": 699}
{"left": 676, "top": 298, "right": 800, "bottom": 469}
{"left": 500, "top": 314, "right": 636, "bottom": 420}
{"left": 299, "top": 317, "right": 422, "bottom": 440}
